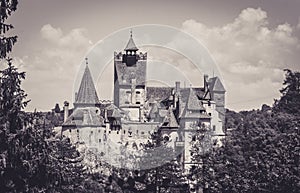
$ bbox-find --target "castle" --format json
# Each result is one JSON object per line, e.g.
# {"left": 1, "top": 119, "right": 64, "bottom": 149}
{"left": 61, "top": 32, "right": 226, "bottom": 170}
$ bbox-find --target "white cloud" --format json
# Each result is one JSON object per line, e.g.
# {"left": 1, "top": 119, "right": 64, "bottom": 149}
{"left": 181, "top": 7, "right": 300, "bottom": 110}
{"left": 18, "top": 24, "right": 93, "bottom": 111}
{"left": 297, "top": 17, "right": 300, "bottom": 30}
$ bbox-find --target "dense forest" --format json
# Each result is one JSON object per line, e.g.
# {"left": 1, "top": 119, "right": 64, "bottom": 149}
{"left": 0, "top": 1, "right": 299, "bottom": 192}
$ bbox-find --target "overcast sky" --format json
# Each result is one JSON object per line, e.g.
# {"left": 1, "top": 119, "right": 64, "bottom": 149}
{"left": 4, "top": 0, "right": 300, "bottom": 112}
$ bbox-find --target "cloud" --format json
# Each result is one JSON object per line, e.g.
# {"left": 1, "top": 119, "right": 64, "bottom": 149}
{"left": 297, "top": 17, "right": 300, "bottom": 30}
{"left": 17, "top": 24, "right": 93, "bottom": 111}
{"left": 181, "top": 7, "right": 300, "bottom": 110}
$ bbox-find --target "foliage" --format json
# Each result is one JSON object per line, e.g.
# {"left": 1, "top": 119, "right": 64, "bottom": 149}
{"left": 0, "top": 0, "right": 18, "bottom": 59}
{"left": 108, "top": 131, "right": 189, "bottom": 193}
{"left": 190, "top": 69, "right": 300, "bottom": 193}
{"left": 274, "top": 69, "right": 300, "bottom": 115}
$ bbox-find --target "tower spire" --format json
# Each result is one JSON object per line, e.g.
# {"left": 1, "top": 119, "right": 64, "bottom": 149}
{"left": 124, "top": 29, "right": 138, "bottom": 51}
{"left": 85, "top": 57, "right": 88, "bottom": 66}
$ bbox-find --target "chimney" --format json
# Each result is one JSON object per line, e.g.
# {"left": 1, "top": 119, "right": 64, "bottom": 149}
{"left": 175, "top": 81, "right": 180, "bottom": 93}
{"left": 63, "top": 101, "right": 69, "bottom": 122}
{"left": 104, "top": 108, "right": 108, "bottom": 122}
{"left": 204, "top": 74, "right": 209, "bottom": 92}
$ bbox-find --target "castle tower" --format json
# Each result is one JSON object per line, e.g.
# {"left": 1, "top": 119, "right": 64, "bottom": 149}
{"left": 208, "top": 77, "right": 226, "bottom": 129}
{"left": 74, "top": 58, "right": 100, "bottom": 108}
{"left": 113, "top": 31, "right": 147, "bottom": 121}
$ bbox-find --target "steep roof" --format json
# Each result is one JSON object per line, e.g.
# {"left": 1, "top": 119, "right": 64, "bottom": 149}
{"left": 208, "top": 77, "right": 226, "bottom": 92}
{"left": 105, "top": 104, "right": 122, "bottom": 118}
{"left": 75, "top": 64, "right": 99, "bottom": 106}
{"left": 161, "top": 108, "right": 179, "bottom": 128}
{"left": 146, "top": 87, "right": 173, "bottom": 102}
{"left": 186, "top": 88, "right": 206, "bottom": 111}
{"left": 124, "top": 34, "right": 138, "bottom": 51}
{"left": 63, "top": 107, "right": 104, "bottom": 127}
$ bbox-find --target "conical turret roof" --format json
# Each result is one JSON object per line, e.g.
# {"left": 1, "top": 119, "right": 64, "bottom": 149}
{"left": 124, "top": 31, "right": 138, "bottom": 51}
{"left": 74, "top": 63, "right": 99, "bottom": 106}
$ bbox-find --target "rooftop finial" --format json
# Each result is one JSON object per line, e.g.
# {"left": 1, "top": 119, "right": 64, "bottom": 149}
{"left": 85, "top": 57, "right": 88, "bottom": 66}
{"left": 130, "top": 29, "right": 133, "bottom": 38}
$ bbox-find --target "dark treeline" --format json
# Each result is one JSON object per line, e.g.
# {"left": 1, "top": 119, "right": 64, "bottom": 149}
{"left": 189, "top": 69, "right": 300, "bottom": 193}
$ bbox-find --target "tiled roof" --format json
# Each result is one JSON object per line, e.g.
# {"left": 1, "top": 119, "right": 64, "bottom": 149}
{"left": 106, "top": 104, "right": 122, "bottom": 118}
{"left": 177, "top": 88, "right": 205, "bottom": 118}
{"left": 63, "top": 107, "right": 104, "bottom": 127}
{"left": 146, "top": 87, "right": 173, "bottom": 101}
{"left": 124, "top": 36, "right": 139, "bottom": 51}
{"left": 208, "top": 77, "right": 226, "bottom": 92}
{"left": 161, "top": 108, "right": 179, "bottom": 128}
{"left": 186, "top": 88, "right": 206, "bottom": 111}
{"left": 115, "top": 61, "right": 146, "bottom": 86}
{"left": 75, "top": 65, "right": 100, "bottom": 105}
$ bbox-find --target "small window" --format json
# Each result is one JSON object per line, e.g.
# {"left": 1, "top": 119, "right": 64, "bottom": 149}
{"left": 109, "top": 130, "right": 111, "bottom": 134}
{"left": 125, "top": 101, "right": 130, "bottom": 104}
{"left": 213, "top": 125, "right": 216, "bottom": 131}
{"left": 91, "top": 131, "right": 93, "bottom": 134}
{"left": 136, "top": 91, "right": 141, "bottom": 94}
{"left": 77, "top": 129, "right": 79, "bottom": 133}
{"left": 99, "top": 139, "right": 101, "bottom": 143}
{"left": 126, "top": 91, "right": 131, "bottom": 94}
{"left": 136, "top": 102, "right": 140, "bottom": 104}
{"left": 208, "top": 113, "right": 211, "bottom": 116}
{"left": 69, "top": 129, "right": 71, "bottom": 132}
{"left": 141, "top": 131, "right": 145, "bottom": 135}
{"left": 136, "top": 130, "right": 139, "bottom": 134}
{"left": 124, "top": 130, "right": 126, "bottom": 134}
{"left": 192, "top": 136, "right": 196, "bottom": 141}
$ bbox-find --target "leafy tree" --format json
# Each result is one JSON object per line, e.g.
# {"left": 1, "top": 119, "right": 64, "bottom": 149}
{"left": 107, "top": 131, "right": 189, "bottom": 193}
{"left": 274, "top": 69, "right": 300, "bottom": 115}
{"left": 191, "top": 97, "right": 299, "bottom": 192}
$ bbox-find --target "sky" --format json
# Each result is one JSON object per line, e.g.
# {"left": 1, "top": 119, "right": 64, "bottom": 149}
{"left": 3, "top": 0, "right": 300, "bottom": 112}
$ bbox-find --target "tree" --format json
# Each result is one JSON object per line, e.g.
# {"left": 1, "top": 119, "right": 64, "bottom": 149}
{"left": 191, "top": 103, "right": 300, "bottom": 192}
{"left": 0, "top": 0, "right": 18, "bottom": 59}
{"left": 54, "top": 103, "right": 61, "bottom": 113}
{"left": 274, "top": 69, "right": 300, "bottom": 115}
{"left": 107, "top": 131, "right": 189, "bottom": 193}
{"left": 0, "top": 2, "right": 104, "bottom": 192}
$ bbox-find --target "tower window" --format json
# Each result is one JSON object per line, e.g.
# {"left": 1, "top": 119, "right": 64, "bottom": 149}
{"left": 136, "top": 91, "right": 141, "bottom": 94}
